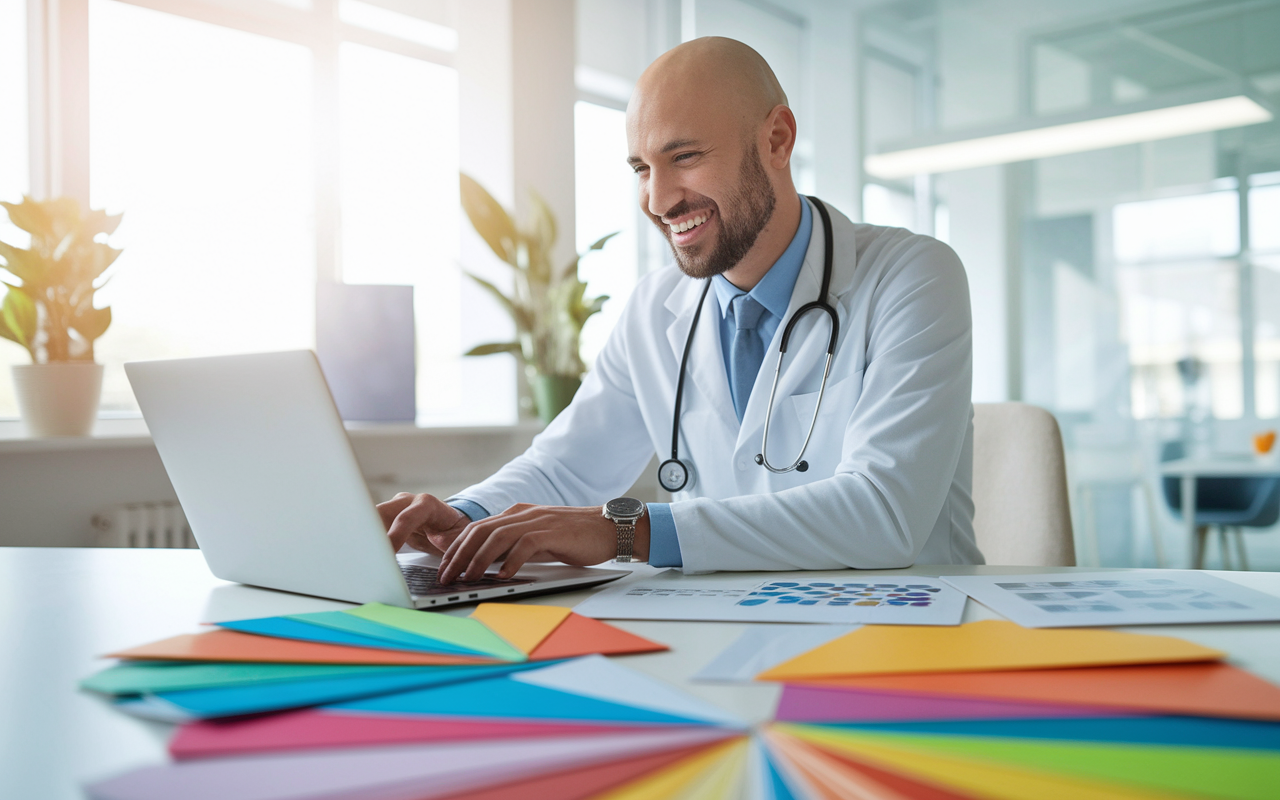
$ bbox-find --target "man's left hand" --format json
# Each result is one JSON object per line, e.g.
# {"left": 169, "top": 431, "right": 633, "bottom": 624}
{"left": 438, "top": 503, "right": 650, "bottom": 584}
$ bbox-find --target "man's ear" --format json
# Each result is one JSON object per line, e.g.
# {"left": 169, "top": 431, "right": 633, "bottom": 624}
{"left": 764, "top": 105, "right": 797, "bottom": 169}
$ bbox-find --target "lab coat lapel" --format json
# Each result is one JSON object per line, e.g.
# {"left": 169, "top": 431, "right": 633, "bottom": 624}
{"left": 664, "top": 276, "right": 739, "bottom": 433}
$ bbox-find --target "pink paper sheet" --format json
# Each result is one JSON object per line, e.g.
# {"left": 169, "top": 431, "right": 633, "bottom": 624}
{"left": 775, "top": 684, "right": 1137, "bottom": 723}
{"left": 171, "top": 708, "right": 668, "bottom": 759}
{"left": 88, "top": 729, "right": 730, "bottom": 800}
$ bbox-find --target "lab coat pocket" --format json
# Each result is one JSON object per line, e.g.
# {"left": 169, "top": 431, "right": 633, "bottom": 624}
{"left": 789, "top": 369, "right": 864, "bottom": 431}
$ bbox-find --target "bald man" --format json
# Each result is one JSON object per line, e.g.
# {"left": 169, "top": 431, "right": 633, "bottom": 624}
{"left": 380, "top": 37, "right": 984, "bottom": 581}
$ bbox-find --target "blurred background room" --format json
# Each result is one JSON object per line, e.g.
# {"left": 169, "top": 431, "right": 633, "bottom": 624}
{"left": 1, "top": 0, "right": 1278, "bottom": 571}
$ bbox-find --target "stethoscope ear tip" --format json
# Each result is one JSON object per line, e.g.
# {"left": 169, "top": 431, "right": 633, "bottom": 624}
{"left": 754, "top": 454, "right": 764, "bottom": 465}
{"left": 797, "top": 461, "right": 808, "bottom": 472}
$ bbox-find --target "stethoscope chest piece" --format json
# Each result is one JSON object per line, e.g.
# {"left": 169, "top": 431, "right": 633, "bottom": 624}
{"left": 658, "top": 458, "right": 695, "bottom": 493}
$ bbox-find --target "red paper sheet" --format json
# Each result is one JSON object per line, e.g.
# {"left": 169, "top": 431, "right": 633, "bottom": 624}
{"left": 529, "top": 613, "right": 667, "bottom": 660}
{"left": 171, "top": 709, "right": 671, "bottom": 760}
{"left": 793, "top": 662, "right": 1280, "bottom": 721}
{"left": 108, "top": 629, "right": 498, "bottom": 666}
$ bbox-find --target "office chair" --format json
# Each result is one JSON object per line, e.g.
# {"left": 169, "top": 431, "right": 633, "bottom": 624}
{"left": 972, "top": 403, "right": 1075, "bottom": 567}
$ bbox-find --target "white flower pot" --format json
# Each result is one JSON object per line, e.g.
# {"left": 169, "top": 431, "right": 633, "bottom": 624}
{"left": 11, "top": 362, "right": 105, "bottom": 437}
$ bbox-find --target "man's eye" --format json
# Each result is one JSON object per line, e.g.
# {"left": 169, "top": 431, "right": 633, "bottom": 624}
{"left": 631, "top": 164, "right": 648, "bottom": 175}
{"left": 674, "top": 152, "right": 698, "bottom": 162}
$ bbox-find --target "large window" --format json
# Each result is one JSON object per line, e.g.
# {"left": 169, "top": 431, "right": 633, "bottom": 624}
{"left": 0, "top": 0, "right": 29, "bottom": 416}
{"left": 0, "top": 0, "right": 462, "bottom": 420}
{"left": 88, "top": 0, "right": 315, "bottom": 413}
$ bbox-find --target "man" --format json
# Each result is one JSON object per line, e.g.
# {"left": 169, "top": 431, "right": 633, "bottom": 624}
{"left": 380, "top": 37, "right": 984, "bottom": 583}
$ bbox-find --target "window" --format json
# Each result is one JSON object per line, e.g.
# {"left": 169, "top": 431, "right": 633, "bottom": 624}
{"left": 0, "top": 0, "right": 464, "bottom": 420}
{"left": 88, "top": 0, "right": 315, "bottom": 413}
{"left": 573, "top": 101, "right": 637, "bottom": 364}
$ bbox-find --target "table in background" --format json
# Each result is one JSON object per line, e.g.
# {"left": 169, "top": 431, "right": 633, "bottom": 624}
{"left": 1159, "top": 456, "right": 1280, "bottom": 565}
{"left": 3, "top": 547, "right": 1280, "bottom": 800}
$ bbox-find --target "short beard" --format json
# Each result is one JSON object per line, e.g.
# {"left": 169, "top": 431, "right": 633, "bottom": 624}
{"left": 661, "top": 147, "right": 777, "bottom": 280}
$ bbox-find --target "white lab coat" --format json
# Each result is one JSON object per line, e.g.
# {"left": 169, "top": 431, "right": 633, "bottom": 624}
{"left": 455, "top": 198, "right": 984, "bottom": 572}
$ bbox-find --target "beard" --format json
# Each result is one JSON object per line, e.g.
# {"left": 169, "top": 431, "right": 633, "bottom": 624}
{"left": 659, "top": 147, "right": 777, "bottom": 280}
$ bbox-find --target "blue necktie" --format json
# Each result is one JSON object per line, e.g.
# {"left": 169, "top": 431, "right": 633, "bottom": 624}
{"left": 729, "top": 294, "right": 766, "bottom": 423}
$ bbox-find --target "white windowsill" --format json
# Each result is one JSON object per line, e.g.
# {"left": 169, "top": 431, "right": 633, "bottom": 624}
{"left": 0, "top": 417, "right": 545, "bottom": 454}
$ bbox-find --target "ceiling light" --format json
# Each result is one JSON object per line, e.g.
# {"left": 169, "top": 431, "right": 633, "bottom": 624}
{"left": 865, "top": 94, "right": 1272, "bottom": 180}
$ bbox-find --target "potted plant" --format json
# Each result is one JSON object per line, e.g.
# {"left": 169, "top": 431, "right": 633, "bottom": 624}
{"left": 459, "top": 174, "right": 614, "bottom": 423}
{"left": 0, "top": 196, "right": 122, "bottom": 436}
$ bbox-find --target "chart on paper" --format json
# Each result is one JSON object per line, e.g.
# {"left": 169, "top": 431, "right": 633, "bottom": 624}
{"left": 573, "top": 571, "right": 967, "bottom": 625}
{"left": 942, "top": 570, "right": 1280, "bottom": 627}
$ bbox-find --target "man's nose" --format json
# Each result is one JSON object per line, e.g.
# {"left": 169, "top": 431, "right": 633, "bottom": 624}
{"left": 645, "top": 167, "right": 683, "bottom": 222}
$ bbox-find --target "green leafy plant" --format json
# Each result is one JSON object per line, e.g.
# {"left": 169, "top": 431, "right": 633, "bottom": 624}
{"left": 460, "top": 173, "right": 614, "bottom": 382}
{"left": 0, "top": 196, "right": 122, "bottom": 363}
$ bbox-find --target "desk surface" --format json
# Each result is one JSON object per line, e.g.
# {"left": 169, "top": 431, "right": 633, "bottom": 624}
{"left": 5, "top": 547, "right": 1280, "bottom": 800}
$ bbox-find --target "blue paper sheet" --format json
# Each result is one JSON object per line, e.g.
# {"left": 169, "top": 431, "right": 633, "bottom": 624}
{"left": 117, "top": 662, "right": 543, "bottom": 719}
{"left": 216, "top": 617, "right": 481, "bottom": 656}
{"left": 823, "top": 716, "right": 1280, "bottom": 751}
{"left": 284, "top": 611, "right": 490, "bottom": 657}
{"left": 333, "top": 674, "right": 712, "bottom": 726}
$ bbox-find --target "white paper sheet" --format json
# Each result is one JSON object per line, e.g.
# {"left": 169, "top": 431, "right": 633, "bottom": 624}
{"left": 513, "top": 656, "right": 745, "bottom": 727}
{"left": 942, "top": 570, "right": 1280, "bottom": 627}
{"left": 692, "top": 624, "right": 859, "bottom": 684}
{"left": 573, "top": 570, "right": 966, "bottom": 625}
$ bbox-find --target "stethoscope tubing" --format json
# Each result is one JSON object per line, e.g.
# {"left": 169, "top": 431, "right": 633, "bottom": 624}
{"left": 661, "top": 196, "right": 840, "bottom": 492}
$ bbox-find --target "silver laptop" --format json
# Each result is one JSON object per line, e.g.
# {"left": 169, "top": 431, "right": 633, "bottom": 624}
{"left": 126, "top": 350, "right": 628, "bottom": 609}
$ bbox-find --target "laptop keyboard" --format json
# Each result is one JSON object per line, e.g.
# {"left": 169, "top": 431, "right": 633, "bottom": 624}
{"left": 400, "top": 564, "right": 533, "bottom": 597}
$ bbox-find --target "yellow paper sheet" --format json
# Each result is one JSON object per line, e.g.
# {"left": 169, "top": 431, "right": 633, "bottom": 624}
{"left": 783, "top": 725, "right": 1196, "bottom": 800}
{"left": 469, "top": 603, "right": 573, "bottom": 655}
{"left": 592, "top": 738, "right": 745, "bottom": 800}
{"left": 757, "top": 619, "right": 1222, "bottom": 680}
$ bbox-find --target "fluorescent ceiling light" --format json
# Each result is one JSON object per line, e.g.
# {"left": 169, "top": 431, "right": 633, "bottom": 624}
{"left": 865, "top": 95, "right": 1272, "bottom": 179}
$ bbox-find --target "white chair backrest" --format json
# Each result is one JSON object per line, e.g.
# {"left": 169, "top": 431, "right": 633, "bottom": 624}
{"left": 972, "top": 402, "right": 1075, "bottom": 567}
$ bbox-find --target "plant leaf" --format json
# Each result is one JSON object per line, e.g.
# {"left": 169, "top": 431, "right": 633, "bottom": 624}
{"left": 528, "top": 189, "right": 557, "bottom": 254}
{"left": 460, "top": 174, "right": 519, "bottom": 266}
{"left": 0, "top": 196, "right": 50, "bottom": 237}
{"left": 80, "top": 208, "right": 124, "bottom": 239}
{"left": 0, "top": 240, "right": 47, "bottom": 287}
{"left": 465, "top": 342, "right": 523, "bottom": 357}
{"left": 0, "top": 286, "right": 37, "bottom": 352}
{"left": 588, "top": 231, "right": 619, "bottom": 251}
{"left": 71, "top": 305, "right": 112, "bottom": 342}
{"left": 465, "top": 271, "right": 533, "bottom": 333}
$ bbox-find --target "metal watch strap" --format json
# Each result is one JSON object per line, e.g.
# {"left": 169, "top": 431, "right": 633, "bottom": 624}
{"left": 613, "top": 520, "right": 636, "bottom": 563}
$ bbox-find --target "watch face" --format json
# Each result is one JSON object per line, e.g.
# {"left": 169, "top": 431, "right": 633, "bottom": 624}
{"left": 605, "top": 496, "right": 645, "bottom": 519}
{"left": 658, "top": 459, "right": 689, "bottom": 492}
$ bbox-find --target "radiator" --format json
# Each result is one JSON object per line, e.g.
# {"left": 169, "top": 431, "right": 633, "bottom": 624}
{"left": 92, "top": 502, "right": 196, "bottom": 548}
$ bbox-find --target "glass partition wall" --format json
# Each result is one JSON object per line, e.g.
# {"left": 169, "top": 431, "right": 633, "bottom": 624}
{"left": 862, "top": 0, "right": 1280, "bottom": 569}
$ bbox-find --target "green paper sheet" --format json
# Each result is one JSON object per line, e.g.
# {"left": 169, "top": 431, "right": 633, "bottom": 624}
{"left": 343, "top": 603, "right": 525, "bottom": 662}
{"left": 80, "top": 661, "right": 434, "bottom": 696}
{"left": 804, "top": 726, "right": 1280, "bottom": 800}
{"left": 284, "top": 611, "right": 491, "bottom": 657}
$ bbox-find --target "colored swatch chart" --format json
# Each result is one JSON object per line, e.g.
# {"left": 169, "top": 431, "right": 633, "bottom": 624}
{"left": 738, "top": 580, "right": 944, "bottom": 609}
{"left": 574, "top": 570, "right": 967, "bottom": 625}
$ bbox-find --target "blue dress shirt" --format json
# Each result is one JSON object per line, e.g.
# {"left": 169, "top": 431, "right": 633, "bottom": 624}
{"left": 448, "top": 198, "right": 814, "bottom": 570}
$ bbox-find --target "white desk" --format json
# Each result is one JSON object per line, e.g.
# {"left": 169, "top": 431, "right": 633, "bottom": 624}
{"left": 1160, "top": 456, "right": 1280, "bottom": 565}
{"left": 4, "top": 547, "right": 1280, "bottom": 800}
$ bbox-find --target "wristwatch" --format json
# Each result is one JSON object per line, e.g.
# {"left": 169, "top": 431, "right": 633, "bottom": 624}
{"left": 603, "top": 496, "right": 646, "bottom": 563}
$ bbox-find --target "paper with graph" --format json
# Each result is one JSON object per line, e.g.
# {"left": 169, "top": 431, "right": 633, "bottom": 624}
{"left": 942, "top": 570, "right": 1280, "bottom": 627}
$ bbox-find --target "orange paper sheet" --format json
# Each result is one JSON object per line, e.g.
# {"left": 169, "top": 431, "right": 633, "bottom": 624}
{"left": 529, "top": 613, "right": 668, "bottom": 660}
{"left": 767, "top": 728, "right": 976, "bottom": 800}
{"left": 792, "top": 661, "right": 1280, "bottom": 721}
{"left": 107, "top": 629, "right": 499, "bottom": 666}
{"left": 758, "top": 620, "right": 1223, "bottom": 680}
{"left": 470, "top": 604, "right": 573, "bottom": 656}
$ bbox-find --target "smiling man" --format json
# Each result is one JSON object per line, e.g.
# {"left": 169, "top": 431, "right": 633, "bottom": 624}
{"left": 379, "top": 37, "right": 983, "bottom": 582}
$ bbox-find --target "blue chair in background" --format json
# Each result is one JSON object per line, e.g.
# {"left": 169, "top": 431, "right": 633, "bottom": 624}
{"left": 1160, "top": 441, "right": 1280, "bottom": 569}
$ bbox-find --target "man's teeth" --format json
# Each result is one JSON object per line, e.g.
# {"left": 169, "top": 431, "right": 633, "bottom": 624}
{"left": 669, "top": 214, "right": 709, "bottom": 233}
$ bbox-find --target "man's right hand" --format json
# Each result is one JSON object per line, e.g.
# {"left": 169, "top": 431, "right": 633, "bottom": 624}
{"left": 378, "top": 492, "right": 471, "bottom": 555}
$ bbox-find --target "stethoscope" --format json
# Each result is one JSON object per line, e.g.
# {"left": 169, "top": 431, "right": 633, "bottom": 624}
{"left": 657, "top": 196, "right": 841, "bottom": 493}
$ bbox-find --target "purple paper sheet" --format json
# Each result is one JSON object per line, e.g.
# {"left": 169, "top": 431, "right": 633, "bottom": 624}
{"left": 86, "top": 728, "right": 728, "bottom": 800}
{"left": 775, "top": 684, "right": 1136, "bottom": 723}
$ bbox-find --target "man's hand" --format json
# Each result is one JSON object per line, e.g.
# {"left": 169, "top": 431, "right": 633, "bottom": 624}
{"left": 378, "top": 492, "right": 471, "bottom": 555}
{"left": 438, "top": 503, "right": 650, "bottom": 584}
